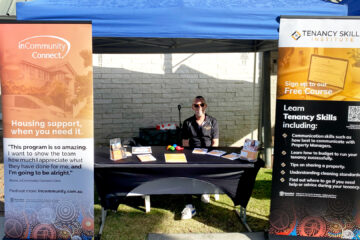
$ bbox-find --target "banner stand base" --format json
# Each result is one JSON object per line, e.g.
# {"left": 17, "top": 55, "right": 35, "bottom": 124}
{"left": 269, "top": 235, "right": 341, "bottom": 240}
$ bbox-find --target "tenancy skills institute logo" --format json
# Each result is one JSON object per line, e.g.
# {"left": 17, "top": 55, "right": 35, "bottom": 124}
{"left": 291, "top": 31, "right": 302, "bottom": 40}
{"left": 290, "top": 29, "right": 360, "bottom": 43}
{"left": 18, "top": 35, "right": 71, "bottom": 59}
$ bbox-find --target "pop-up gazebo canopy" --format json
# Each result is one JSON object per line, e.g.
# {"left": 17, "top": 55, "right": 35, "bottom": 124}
{"left": 16, "top": 0, "right": 360, "bottom": 53}
{"left": 15, "top": 0, "right": 360, "bottom": 166}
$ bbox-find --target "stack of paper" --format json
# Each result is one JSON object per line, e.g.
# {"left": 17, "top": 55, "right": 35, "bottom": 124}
{"left": 164, "top": 153, "right": 187, "bottom": 163}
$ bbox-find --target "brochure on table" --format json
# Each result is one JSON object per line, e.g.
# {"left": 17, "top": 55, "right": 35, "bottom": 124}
{"left": 192, "top": 148, "right": 208, "bottom": 154}
{"left": 132, "top": 146, "right": 152, "bottom": 154}
{"left": 239, "top": 139, "right": 259, "bottom": 162}
{"left": 110, "top": 138, "right": 126, "bottom": 160}
{"left": 137, "top": 154, "right": 156, "bottom": 162}
{"left": 207, "top": 150, "right": 227, "bottom": 157}
{"left": 164, "top": 153, "right": 187, "bottom": 163}
{"left": 222, "top": 153, "right": 241, "bottom": 160}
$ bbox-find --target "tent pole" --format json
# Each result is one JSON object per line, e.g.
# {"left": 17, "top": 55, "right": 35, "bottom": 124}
{"left": 258, "top": 53, "right": 263, "bottom": 144}
{"left": 250, "top": 52, "right": 257, "bottom": 140}
{"left": 261, "top": 51, "right": 272, "bottom": 168}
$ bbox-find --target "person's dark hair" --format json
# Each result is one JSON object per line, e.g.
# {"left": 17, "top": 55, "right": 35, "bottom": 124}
{"left": 194, "top": 96, "right": 207, "bottom": 106}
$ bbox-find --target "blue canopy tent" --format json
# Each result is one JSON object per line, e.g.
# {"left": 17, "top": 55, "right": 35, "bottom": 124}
{"left": 15, "top": 0, "right": 359, "bottom": 53}
{"left": 15, "top": 0, "right": 360, "bottom": 167}
{"left": 14, "top": 0, "right": 352, "bottom": 40}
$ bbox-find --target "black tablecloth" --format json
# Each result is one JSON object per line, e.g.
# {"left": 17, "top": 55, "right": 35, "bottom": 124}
{"left": 95, "top": 146, "right": 264, "bottom": 210}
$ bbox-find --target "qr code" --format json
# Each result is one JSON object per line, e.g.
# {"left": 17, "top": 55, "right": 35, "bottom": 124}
{"left": 348, "top": 106, "right": 360, "bottom": 122}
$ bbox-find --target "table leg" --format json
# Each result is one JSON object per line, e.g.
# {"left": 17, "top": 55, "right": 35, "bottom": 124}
{"left": 235, "top": 206, "right": 252, "bottom": 232}
{"left": 145, "top": 195, "right": 151, "bottom": 213}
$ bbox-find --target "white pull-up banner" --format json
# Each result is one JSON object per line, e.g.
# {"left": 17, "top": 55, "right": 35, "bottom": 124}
{"left": 270, "top": 17, "right": 360, "bottom": 239}
{"left": 0, "top": 22, "right": 94, "bottom": 240}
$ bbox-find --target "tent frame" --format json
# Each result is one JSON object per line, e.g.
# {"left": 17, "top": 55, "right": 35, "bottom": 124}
{"left": 91, "top": 37, "right": 275, "bottom": 168}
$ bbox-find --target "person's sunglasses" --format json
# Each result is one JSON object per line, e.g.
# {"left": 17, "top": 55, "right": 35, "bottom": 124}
{"left": 193, "top": 103, "right": 205, "bottom": 108}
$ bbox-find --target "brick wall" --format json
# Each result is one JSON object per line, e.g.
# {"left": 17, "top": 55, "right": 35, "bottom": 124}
{"left": 93, "top": 53, "right": 261, "bottom": 147}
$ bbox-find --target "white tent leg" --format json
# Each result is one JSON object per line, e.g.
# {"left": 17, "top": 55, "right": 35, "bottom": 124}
{"left": 97, "top": 207, "right": 107, "bottom": 239}
{"left": 250, "top": 52, "right": 257, "bottom": 140}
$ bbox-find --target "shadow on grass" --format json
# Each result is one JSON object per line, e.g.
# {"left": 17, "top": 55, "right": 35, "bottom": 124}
{"left": 94, "top": 194, "right": 268, "bottom": 238}
{"left": 251, "top": 180, "right": 272, "bottom": 200}
{"left": 94, "top": 197, "right": 169, "bottom": 240}
{"left": 150, "top": 195, "right": 269, "bottom": 231}
{"left": 93, "top": 168, "right": 272, "bottom": 239}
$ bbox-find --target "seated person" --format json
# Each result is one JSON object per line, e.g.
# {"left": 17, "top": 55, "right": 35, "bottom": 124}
{"left": 182, "top": 96, "right": 219, "bottom": 148}
{"left": 181, "top": 96, "right": 219, "bottom": 219}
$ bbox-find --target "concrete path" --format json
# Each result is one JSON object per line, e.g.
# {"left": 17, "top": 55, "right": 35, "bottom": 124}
{"left": 147, "top": 232, "right": 266, "bottom": 240}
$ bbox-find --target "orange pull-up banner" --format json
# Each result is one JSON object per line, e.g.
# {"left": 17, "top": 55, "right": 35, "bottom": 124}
{"left": 0, "top": 22, "right": 94, "bottom": 240}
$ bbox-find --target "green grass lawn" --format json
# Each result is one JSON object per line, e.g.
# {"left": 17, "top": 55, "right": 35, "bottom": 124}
{"left": 94, "top": 168, "right": 272, "bottom": 240}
